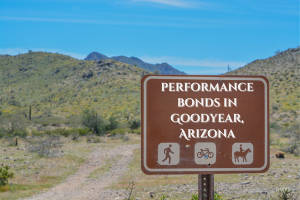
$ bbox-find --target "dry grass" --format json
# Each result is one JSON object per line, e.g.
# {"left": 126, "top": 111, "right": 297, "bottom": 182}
{"left": 0, "top": 137, "right": 92, "bottom": 200}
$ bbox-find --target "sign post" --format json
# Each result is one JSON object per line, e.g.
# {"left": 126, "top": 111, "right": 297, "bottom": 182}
{"left": 141, "top": 75, "right": 269, "bottom": 198}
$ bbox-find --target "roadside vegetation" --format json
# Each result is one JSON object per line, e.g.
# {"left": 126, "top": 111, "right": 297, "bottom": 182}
{"left": 0, "top": 47, "right": 299, "bottom": 199}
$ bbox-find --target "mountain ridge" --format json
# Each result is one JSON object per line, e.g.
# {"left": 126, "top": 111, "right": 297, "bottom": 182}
{"left": 0, "top": 47, "right": 298, "bottom": 129}
{"left": 84, "top": 52, "right": 186, "bottom": 75}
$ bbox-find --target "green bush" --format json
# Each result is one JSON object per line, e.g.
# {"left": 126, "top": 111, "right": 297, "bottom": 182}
{"left": 132, "top": 127, "right": 141, "bottom": 134}
{"left": 77, "top": 128, "right": 91, "bottom": 136}
{"left": 107, "top": 115, "right": 118, "bottom": 131}
{"left": 81, "top": 108, "right": 105, "bottom": 135}
{"left": 110, "top": 128, "right": 126, "bottom": 136}
{"left": 0, "top": 166, "right": 14, "bottom": 186}
{"left": 128, "top": 119, "right": 140, "bottom": 130}
{"left": 270, "top": 122, "right": 280, "bottom": 129}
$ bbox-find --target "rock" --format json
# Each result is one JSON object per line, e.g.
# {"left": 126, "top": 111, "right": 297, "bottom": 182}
{"left": 243, "top": 176, "right": 248, "bottom": 180}
{"left": 261, "top": 191, "right": 267, "bottom": 195}
{"left": 282, "top": 162, "right": 286, "bottom": 165}
{"left": 284, "top": 170, "right": 288, "bottom": 173}
{"left": 260, "top": 174, "right": 264, "bottom": 177}
{"left": 270, "top": 156, "right": 274, "bottom": 158}
{"left": 149, "top": 191, "right": 154, "bottom": 198}
{"left": 240, "top": 181, "right": 251, "bottom": 185}
{"left": 35, "top": 172, "right": 39, "bottom": 174}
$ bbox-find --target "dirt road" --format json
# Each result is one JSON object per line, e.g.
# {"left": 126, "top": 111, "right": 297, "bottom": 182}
{"left": 22, "top": 144, "right": 140, "bottom": 200}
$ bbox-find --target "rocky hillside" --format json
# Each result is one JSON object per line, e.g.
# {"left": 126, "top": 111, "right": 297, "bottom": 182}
{"left": 0, "top": 52, "right": 150, "bottom": 124}
{"left": 84, "top": 52, "right": 186, "bottom": 75}
{"left": 225, "top": 47, "right": 300, "bottom": 129}
{"left": 0, "top": 48, "right": 298, "bottom": 129}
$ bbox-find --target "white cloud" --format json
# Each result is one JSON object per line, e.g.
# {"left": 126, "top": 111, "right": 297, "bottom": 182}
{"left": 140, "top": 55, "right": 246, "bottom": 68}
{"left": 0, "top": 48, "right": 86, "bottom": 59}
{"left": 131, "top": 0, "right": 210, "bottom": 8}
{"left": 184, "top": 69, "right": 228, "bottom": 75}
{"left": 132, "top": 0, "right": 191, "bottom": 8}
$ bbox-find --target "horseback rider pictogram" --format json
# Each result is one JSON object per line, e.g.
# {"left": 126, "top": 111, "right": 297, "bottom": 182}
{"left": 234, "top": 144, "right": 251, "bottom": 162}
{"left": 162, "top": 144, "right": 174, "bottom": 164}
{"left": 240, "top": 144, "right": 245, "bottom": 152}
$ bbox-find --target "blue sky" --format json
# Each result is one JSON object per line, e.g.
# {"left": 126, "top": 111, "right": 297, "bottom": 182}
{"left": 0, "top": 0, "right": 298, "bottom": 74}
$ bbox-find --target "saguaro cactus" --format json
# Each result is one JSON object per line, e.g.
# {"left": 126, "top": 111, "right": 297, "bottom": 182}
{"left": 29, "top": 106, "right": 31, "bottom": 120}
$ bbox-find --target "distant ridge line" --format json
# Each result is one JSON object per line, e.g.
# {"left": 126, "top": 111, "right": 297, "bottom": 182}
{"left": 84, "top": 52, "right": 186, "bottom": 75}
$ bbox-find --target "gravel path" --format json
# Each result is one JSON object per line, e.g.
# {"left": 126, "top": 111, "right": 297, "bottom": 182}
{"left": 22, "top": 144, "right": 140, "bottom": 200}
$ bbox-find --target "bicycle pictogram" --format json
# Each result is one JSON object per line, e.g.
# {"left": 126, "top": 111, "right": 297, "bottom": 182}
{"left": 197, "top": 148, "right": 214, "bottom": 159}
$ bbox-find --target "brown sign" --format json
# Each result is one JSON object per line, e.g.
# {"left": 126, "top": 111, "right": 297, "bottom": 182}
{"left": 141, "top": 75, "right": 269, "bottom": 174}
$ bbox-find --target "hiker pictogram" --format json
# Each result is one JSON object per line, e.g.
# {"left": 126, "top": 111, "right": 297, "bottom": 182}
{"left": 197, "top": 148, "right": 214, "bottom": 159}
{"left": 232, "top": 143, "right": 254, "bottom": 165}
{"left": 162, "top": 144, "right": 174, "bottom": 164}
{"left": 158, "top": 143, "right": 180, "bottom": 165}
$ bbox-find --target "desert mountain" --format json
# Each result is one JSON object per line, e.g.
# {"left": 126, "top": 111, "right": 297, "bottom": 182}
{"left": 225, "top": 47, "right": 300, "bottom": 129}
{"left": 0, "top": 52, "right": 150, "bottom": 124}
{"left": 0, "top": 47, "right": 298, "bottom": 129}
{"left": 84, "top": 52, "right": 186, "bottom": 75}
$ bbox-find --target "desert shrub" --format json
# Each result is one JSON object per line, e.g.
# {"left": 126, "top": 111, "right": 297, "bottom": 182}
{"left": 132, "top": 127, "right": 141, "bottom": 134}
{"left": 270, "top": 122, "right": 280, "bottom": 129}
{"left": 81, "top": 108, "right": 106, "bottom": 135}
{"left": 44, "top": 129, "right": 72, "bottom": 137}
{"left": 0, "top": 166, "right": 14, "bottom": 186}
{"left": 0, "top": 113, "right": 28, "bottom": 137}
{"left": 77, "top": 127, "right": 91, "bottom": 136}
{"left": 270, "top": 135, "right": 279, "bottom": 145}
{"left": 123, "top": 135, "right": 130, "bottom": 142}
{"left": 31, "top": 130, "right": 45, "bottom": 137}
{"left": 7, "top": 99, "right": 21, "bottom": 107}
{"left": 110, "top": 128, "right": 126, "bottom": 136}
{"left": 110, "top": 128, "right": 127, "bottom": 139}
{"left": 93, "top": 136, "right": 102, "bottom": 143}
{"left": 128, "top": 119, "right": 140, "bottom": 130}
{"left": 69, "top": 132, "right": 80, "bottom": 141}
{"left": 28, "top": 135, "right": 64, "bottom": 158}
{"left": 281, "top": 144, "right": 299, "bottom": 156}
{"left": 275, "top": 187, "right": 295, "bottom": 200}
{"left": 107, "top": 115, "right": 118, "bottom": 131}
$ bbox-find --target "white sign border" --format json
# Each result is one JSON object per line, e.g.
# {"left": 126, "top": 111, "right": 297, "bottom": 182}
{"left": 143, "top": 76, "right": 268, "bottom": 172}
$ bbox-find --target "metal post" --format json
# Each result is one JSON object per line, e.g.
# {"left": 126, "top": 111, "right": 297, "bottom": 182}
{"left": 198, "top": 174, "right": 214, "bottom": 200}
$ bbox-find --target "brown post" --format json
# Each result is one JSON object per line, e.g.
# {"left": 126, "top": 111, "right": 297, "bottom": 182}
{"left": 198, "top": 174, "right": 214, "bottom": 200}
{"left": 15, "top": 138, "right": 18, "bottom": 146}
